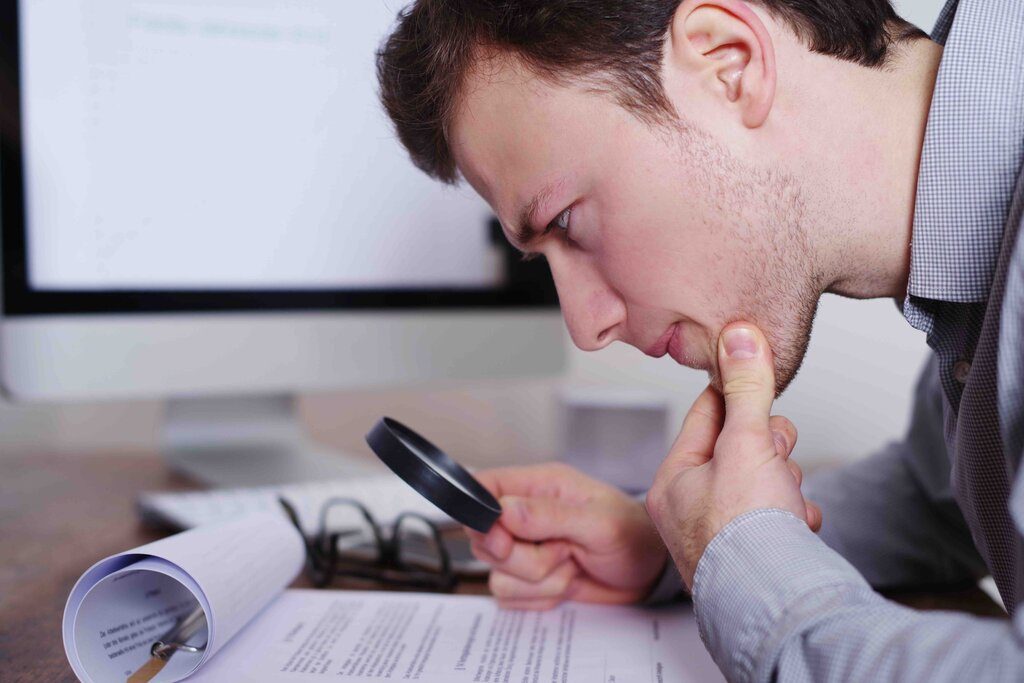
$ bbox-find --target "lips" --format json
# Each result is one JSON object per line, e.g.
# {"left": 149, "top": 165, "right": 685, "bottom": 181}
{"left": 644, "top": 323, "right": 678, "bottom": 358}
{"left": 643, "top": 322, "right": 704, "bottom": 369}
{"left": 666, "top": 324, "right": 686, "bottom": 365}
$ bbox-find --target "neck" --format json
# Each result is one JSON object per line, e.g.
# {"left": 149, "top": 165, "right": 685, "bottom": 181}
{"left": 789, "top": 37, "right": 944, "bottom": 300}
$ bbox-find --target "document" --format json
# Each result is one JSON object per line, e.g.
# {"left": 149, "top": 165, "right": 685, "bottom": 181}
{"left": 63, "top": 513, "right": 722, "bottom": 682}
{"left": 63, "top": 513, "right": 305, "bottom": 682}
{"left": 192, "top": 590, "right": 724, "bottom": 683}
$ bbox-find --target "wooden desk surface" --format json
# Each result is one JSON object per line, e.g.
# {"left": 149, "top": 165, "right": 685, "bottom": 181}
{"left": 0, "top": 451, "right": 1006, "bottom": 682}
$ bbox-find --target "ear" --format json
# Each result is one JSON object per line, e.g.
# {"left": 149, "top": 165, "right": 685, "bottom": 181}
{"left": 664, "top": 0, "right": 776, "bottom": 128}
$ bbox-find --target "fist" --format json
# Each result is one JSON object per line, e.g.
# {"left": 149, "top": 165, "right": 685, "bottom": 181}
{"left": 467, "top": 462, "right": 669, "bottom": 610}
{"left": 646, "top": 322, "right": 822, "bottom": 590}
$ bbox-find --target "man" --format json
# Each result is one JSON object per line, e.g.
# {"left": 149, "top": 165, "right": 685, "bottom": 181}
{"left": 377, "top": 0, "right": 1024, "bottom": 680}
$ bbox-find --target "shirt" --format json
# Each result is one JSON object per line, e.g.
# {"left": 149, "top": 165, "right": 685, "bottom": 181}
{"left": 680, "top": 1, "right": 1024, "bottom": 680}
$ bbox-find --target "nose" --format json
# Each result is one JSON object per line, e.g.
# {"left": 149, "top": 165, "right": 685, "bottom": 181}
{"left": 546, "top": 251, "right": 625, "bottom": 352}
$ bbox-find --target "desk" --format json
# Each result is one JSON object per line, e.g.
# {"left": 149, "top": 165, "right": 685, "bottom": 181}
{"left": 0, "top": 451, "right": 1006, "bottom": 682}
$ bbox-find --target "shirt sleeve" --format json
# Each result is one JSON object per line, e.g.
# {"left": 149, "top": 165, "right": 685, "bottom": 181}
{"left": 803, "top": 355, "right": 988, "bottom": 587}
{"left": 692, "top": 509, "right": 1024, "bottom": 683}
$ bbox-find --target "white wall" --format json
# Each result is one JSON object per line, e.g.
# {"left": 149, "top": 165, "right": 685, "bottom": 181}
{"left": 0, "top": 0, "right": 946, "bottom": 476}
{"left": 895, "top": 0, "right": 945, "bottom": 31}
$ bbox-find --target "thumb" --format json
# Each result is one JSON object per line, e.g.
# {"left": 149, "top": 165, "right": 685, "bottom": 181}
{"left": 655, "top": 386, "right": 725, "bottom": 483}
{"left": 497, "top": 495, "right": 603, "bottom": 548}
{"left": 718, "top": 322, "right": 776, "bottom": 438}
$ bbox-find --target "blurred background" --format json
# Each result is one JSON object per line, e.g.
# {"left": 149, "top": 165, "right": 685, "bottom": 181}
{"left": 0, "top": 0, "right": 943, "bottom": 485}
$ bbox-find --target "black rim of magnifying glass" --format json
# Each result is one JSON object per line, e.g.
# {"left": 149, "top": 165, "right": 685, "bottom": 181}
{"left": 366, "top": 417, "right": 501, "bottom": 533}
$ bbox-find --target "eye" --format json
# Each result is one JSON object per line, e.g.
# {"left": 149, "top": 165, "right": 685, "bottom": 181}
{"left": 550, "top": 207, "right": 572, "bottom": 233}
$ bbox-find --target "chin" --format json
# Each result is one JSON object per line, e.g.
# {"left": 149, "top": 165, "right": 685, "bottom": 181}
{"left": 703, "top": 351, "right": 804, "bottom": 399}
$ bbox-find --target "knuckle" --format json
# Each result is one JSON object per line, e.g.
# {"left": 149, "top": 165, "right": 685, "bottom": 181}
{"left": 723, "top": 374, "right": 765, "bottom": 397}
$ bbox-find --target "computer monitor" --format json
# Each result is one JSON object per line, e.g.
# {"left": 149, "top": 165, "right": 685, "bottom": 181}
{"left": 0, "top": 1, "right": 564, "bottom": 485}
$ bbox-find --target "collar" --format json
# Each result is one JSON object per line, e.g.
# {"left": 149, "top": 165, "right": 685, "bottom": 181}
{"left": 903, "top": 0, "right": 1024, "bottom": 330}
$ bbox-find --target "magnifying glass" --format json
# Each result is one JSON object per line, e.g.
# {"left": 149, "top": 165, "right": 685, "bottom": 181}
{"left": 365, "top": 417, "right": 502, "bottom": 532}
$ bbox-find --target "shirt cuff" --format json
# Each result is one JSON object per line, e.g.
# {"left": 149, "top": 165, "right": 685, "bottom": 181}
{"left": 691, "top": 509, "right": 877, "bottom": 683}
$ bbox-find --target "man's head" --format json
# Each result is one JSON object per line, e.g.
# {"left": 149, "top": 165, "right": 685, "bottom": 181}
{"left": 377, "top": 0, "right": 927, "bottom": 393}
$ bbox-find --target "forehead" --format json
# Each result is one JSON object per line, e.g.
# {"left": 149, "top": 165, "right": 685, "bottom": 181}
{"left": 447, "top": 53, "right": 612, "bottom": 216}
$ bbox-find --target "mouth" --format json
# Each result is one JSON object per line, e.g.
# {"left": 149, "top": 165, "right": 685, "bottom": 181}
{"left": 667, "top": 324, "right": 687, "bottom": 365}
{"left": 644, "top": 323, "right": 678, "bottom": 359}
{"left": 643, "top": 322, "right": 709, "bottom": 371}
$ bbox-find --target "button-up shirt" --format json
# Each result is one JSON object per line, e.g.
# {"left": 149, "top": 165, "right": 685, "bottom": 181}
{"left": 679, "top": 0, "right": 1024, "bottom": 680}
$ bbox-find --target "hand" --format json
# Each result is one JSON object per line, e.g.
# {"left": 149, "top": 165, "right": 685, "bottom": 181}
{"left": 645, "top": 322, "right": 822, "bottom": 590}
{"left": 467, "top": 462, "right": 668, "bottom": 610}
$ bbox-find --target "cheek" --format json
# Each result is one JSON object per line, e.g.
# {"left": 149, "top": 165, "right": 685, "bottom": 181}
{"left": 597, "top": 217, "right": 716, "bottom": 308}
{"left": 591, "top": 127, "right": 752, "bottom": 323}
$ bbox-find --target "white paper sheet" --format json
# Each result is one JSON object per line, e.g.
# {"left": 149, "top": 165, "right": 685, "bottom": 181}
{"left": 190, "top": 590, "right": 724, "bottom": 683}
{"left": 63, "top": 513, "right": 304, "bottom": 683}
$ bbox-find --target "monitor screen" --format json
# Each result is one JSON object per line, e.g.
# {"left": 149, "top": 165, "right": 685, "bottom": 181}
{"left": 1, "top": 1, "right": 556, "bottom": 313}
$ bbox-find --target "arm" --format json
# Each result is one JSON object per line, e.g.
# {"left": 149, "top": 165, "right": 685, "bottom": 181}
{"left": 803, "top": 355, "right": 988, "bottom": 587}
{"left": 694, "top": 509, "right": 1024, "bottom": 683}
{"left": 646, "top": 323, "right": 1023, "bottom": 682}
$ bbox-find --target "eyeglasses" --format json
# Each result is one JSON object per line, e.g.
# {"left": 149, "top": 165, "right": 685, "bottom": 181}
{"left": 278, "top": 496, "right": 457, "bottom": 592}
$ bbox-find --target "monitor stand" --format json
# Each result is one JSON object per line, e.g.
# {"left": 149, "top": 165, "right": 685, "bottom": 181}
{"left": 162, "top": 394, "right": 379, "bottom": 488}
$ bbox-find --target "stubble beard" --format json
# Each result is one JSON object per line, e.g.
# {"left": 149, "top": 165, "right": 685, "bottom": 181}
{"left": 679, "top": 125, "right": 823, "bottom": 397}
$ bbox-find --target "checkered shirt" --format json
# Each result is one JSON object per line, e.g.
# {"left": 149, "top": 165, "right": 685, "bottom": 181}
{"left": 678, "top": 0, "right": 1024, "bottom": 680}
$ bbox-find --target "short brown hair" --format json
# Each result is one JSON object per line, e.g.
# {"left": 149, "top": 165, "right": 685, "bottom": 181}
{"left": 377, "top": 0, "right": 926, "bottom": 184}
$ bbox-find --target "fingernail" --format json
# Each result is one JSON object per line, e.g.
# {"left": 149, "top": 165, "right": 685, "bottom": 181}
{"left": 772, "top": 430, "right": 788, "bottom": 453}
{"left": 723, "top": 327, "right": 758, "bottom": 359}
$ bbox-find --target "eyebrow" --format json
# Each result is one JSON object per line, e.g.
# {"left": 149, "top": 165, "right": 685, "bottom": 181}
{"left": 512, "top": 182, "right": 558, "bottom": 249}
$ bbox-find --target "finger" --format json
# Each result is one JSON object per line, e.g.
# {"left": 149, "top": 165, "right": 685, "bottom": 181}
{"left": 489, "top": 560, "right": 578, "bottom": 601}
{"left": 567, "top": 576, "right": 646, "bottom": 605}
{"left": 467, "top": 523, "right": 515, "bottom": 561}
{"left": 499, "top": 575, "right": 648, "bottom": 608}
{"left": 768, "top": 415, "right": 797, "bottom": 459}
{"left": 471, "top": 538, "right": 572, "bottom": 582}
{"left": 474, "top": 462, "right": 584, "bottom": 501}
{"left": 787, "top": 459, "right": 803, "bottom": 487}
{"left": 468, "top": 532, "right": 499, "bottom": 564}
{"left": 496, "top": 596, "right": 563, "bottom": 611}
{"left": 658, "top": 386, "right": 725, "bottom": 478}
{"left": 806, "top": 501, "right": 822, "bottom": 532}
{"left": 497, "top": 495, "right": 604, "bottom": 548}
{"left": 717, "top": 323, "right": 776, "bottom": 438}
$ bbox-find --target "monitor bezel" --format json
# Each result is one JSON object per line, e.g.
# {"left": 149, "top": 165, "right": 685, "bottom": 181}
{"left": 0, "top": 1, "right": 557, "bottom": 316}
